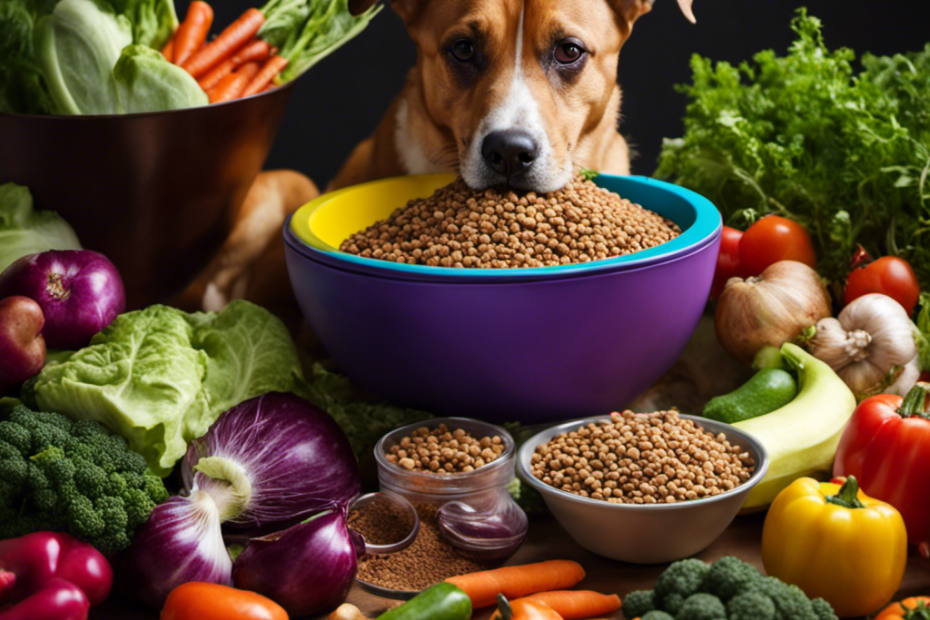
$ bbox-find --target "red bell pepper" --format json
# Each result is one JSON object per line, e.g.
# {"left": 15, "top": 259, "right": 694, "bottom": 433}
{"left": 834, "top": 383, "right": 930, "bottom": 549}
{"left": 0, "top": 532, "right": 112, "bottom": 620}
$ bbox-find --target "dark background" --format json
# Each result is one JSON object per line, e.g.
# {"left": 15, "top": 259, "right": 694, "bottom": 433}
{"left": 192, "top": 0, "right": 928, "bottom": 189}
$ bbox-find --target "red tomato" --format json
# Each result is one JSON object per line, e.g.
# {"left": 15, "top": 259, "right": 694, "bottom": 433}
{"left": 738, "top": 215, "right": 816, "bottom": 276}
{"left": 844, "top": 256, "right": 920, "bottom": 315}
{"left": 710, "top": 226, "right": 743, "bottom": 299}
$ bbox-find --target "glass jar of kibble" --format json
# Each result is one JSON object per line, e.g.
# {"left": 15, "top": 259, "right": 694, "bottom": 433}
{"left": 374, "top": 417, "right": 527, "bottom": 562}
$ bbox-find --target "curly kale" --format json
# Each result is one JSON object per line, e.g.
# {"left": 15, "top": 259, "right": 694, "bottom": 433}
{"left": 654, "top": 558, "right": 711, "bottom": 613}
{"left": 0, "top": 406, "right": 169, "bottom": 555}
{"left": 622, "top": 590, "right": 657, "bottom": 618}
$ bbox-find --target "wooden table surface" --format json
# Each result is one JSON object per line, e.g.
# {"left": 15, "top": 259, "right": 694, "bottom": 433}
{"left": 95, "top": 512, "right": 930, "bottom": 620}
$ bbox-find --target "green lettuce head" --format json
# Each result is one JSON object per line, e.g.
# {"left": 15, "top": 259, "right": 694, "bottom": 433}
{"left": 114, "top": 44, "right": 207, "bottom": 112}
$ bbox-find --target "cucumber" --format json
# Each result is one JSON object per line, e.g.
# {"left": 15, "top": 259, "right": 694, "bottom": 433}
{"left": 703, "top": 367, "right": 798, "bottom": 424}
{"left": 377, "top": 583, "right": 472, "bottom": 620}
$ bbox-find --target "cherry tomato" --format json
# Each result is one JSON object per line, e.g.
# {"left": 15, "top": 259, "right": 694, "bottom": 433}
{"left": 738, "top": 215, "right": 816, "bottom": 276}
{"left": 710, "top": 226, "right": 743, "bottom": 299}
{"left": 844, "top": 256, "right": 920, "bottom": 315}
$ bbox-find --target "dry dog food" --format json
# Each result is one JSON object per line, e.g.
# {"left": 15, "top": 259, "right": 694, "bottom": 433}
{"left": 530, "top": 411, "right": 754, "bottom": 504}
{"left": 354, "top": 503, "right": 491, "bottom": 591}
{"left": 341, "top": 176, "right": 680, "bottom": 268}
{"left": 385, "top": 424, "right": 505, "bottom": 474}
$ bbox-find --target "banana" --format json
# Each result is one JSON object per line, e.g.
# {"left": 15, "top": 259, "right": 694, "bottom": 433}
{"left": 735, "top": 342, "right": 856, "bottom": 510}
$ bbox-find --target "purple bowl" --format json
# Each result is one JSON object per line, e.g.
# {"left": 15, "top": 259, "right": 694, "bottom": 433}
{"left": 284, "top": 175, "right": 721, "bottom": 422}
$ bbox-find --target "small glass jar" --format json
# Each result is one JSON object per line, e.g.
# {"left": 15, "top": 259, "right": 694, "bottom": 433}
{"left": 374, "top": 417, "right": 528, "bottom": 562}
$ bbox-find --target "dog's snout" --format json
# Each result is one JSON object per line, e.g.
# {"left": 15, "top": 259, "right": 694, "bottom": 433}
{"left": 480, "top": 130, "right": 539, "bottom": 178}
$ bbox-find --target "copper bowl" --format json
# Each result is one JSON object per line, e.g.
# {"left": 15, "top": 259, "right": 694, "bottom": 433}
{"left": 0, "top": 83, "right": 295, "bottom": 309}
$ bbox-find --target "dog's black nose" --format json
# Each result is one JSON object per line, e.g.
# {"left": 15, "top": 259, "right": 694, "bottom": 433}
{"left": 481, "top": 130, "right": 539, "bottom": 178}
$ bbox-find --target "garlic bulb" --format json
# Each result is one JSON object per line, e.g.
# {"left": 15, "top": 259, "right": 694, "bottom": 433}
{"left": 809, "top": 293, "right": 919, "bottom": 396}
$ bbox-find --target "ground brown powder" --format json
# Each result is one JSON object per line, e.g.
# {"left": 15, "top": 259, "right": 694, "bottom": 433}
{"left": 341, "top": 176, "right": 680, "bottom": 268}
{"left": 348, "top": 497, "right": 415, "bottom": 545}
{"left": 355, "top": 503, "right": 492, "bottom": 592}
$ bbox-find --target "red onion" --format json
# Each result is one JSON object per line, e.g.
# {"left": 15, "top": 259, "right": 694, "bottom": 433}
{"left": 0, "top": 250, "right": 125, "bottom": 350}
{"left": 181, "top": 393, "right": 361, "bottom": 532}
{"left": 232, "top": 510, "right": 357, "bottom": 617}
{"left": 116, "top": 492, "right": 232, "bottom": 609}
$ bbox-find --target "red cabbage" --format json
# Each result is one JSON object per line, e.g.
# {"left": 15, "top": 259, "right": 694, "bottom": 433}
{"left": 232, "top": 510, "right": 357, "bottom": 616}
{"left": 181, "top": 392, "right": 361, "bottom": 531}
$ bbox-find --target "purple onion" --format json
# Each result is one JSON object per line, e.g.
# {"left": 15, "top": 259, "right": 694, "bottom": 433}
{"left": 117, "top": 492, "right": 232, "bottom": 609}
{"left": 0, "top": 250, "right": 125, "bottom": 350}
{"left": 181, "top": 392, "right": 361, "bottom": 532}
{"left": 232, "top": 510, "right": 357, "bottom": 617}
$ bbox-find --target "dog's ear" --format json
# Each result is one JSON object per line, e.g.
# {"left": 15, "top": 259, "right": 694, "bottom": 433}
{"left": 611, "top": 0, "right": 696, "bottom": 26}
{"left": 389, "top": 0, "right": 427, "bottom": 26}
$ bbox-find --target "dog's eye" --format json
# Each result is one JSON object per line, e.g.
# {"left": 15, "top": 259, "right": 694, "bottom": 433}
{"left": 450, "top": 39, "right": 476, "bottom": 62}
{"left": 554, "top": 38, "right": 586, "bottom": 64}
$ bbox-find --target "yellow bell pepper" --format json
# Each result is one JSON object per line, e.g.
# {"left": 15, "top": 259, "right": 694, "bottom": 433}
{"left": 762, "top": 476, "right": 907, "bottom": 618}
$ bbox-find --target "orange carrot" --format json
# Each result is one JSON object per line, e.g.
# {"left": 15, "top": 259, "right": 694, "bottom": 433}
{"left": 445, "top": 560, "right": 586, "bottom": 609}
{"left": 515, "top": 591, "right": 622, "bottom": 620}
{"left": 161, "top": 34, "right": 176, "bottom": 62}
{"left": 174, "top": 1, "right": 214, "bottom": 66}
{"left": 198, "top": 38, "right": 272, "bottom": 90}
{"left": 183, "top": 7, "right": 265, "bottom": 78}
{"left": 208, "top": 62, "right": 260, "bottom": 104}
{"left": 241, "top": 55, "right": 288, "bottom": 98}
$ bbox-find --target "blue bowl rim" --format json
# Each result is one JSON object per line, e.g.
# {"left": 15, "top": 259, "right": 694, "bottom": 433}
{"left": 285, "top": 174, "right": 722, "bottom": 282}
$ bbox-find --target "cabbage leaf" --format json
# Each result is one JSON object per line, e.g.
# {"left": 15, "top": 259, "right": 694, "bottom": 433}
{"left": 0, "top": 183, "right": 81, "bottom": 274}
{"left": 32, "top": 301, "right": 303, "bottom": 476}
{"left": 113, "top": 44, "right": 208, "bottom": 112}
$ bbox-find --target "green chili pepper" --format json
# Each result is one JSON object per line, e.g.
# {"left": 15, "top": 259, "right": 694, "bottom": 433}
{"left": 377, "top": 583, "right": 472, "bottom": 620}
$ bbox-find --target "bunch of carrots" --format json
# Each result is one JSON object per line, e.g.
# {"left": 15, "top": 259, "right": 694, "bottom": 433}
{"left": 330, "top": 560, "right": 622, "bottom": 620}
{"left": 449, "top": 561, "right": 621, "bottom": 620}
{"left": 160, "top": 1, "right": 289, "bottom": 103}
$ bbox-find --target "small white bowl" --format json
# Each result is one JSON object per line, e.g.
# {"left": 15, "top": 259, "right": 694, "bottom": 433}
{"left": 516, "top": 414, "right": 768, "bottom": 563}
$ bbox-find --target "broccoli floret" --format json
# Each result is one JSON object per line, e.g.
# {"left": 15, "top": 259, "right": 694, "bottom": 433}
{"left": 654, "top": 558, "right": 710, "bottom": 612}
{"left": 0, "top": 405, "right": 168, "bottom": 555}
{"left": 623, "top": 590, "right": 656, "bottom": 618}
{"left": 676, "top": 593, "right": 725, "bottom": 620}
{"left": 750, "top": 577, "right": 817, "bottom": 620}
{"left": 810, "top": 598, "right": 838, "bottom": 620}
{"left": 641, "top": 612, "right": 675, "bottom": 620}
{"left": 727, "top": 592, "right": 776, "bottom": 620}
{"left": 700, "top": 555, "right": 762, "bottom": 601}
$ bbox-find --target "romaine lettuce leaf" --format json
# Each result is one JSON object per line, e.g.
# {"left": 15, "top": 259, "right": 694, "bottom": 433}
{"left": 0, "top": 183, "right": 81, "bottom": 273}
{"left": 32, "top": 301, "right": 303, "bottom": 476}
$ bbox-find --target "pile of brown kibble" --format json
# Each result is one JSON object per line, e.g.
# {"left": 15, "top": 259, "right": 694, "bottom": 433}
{"left": 340, "top": 176, "right": 681, "bottom": 268}
{"left": 530, "top": 411, "right": 754, "bottom": 504}
{"left": 385, "top": 424, "right": 505, "bottom": 474}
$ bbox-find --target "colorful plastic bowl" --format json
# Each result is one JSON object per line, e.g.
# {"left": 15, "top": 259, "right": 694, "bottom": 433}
{"left": 284, "top": 173, "right": 721, "bottom": 422}
{"left": 516, "top": 414, "right": 769, "bottom": 563}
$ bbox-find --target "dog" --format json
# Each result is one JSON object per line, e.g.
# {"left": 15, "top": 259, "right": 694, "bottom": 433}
{"left": 331, "top": 0, "right": 696, "bottom": 192}
{"left": 183, "top": 0, "right": 696, "bottom": 315}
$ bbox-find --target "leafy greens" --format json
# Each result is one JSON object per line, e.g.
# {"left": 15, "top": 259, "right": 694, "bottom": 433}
{"left": 655, "top": 10, "right": 930, "bottom": 289}
{"left": 30, "top": 301, "right": 303, "bottom": 476}
{"left": 259, "top": 0, "right": 382, "bottom": 83}
{"left": 0, "top": 182, "right": 81, "bottom": 274}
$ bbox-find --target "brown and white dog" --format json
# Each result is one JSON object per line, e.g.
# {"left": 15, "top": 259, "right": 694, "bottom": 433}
{"left": 184, "top": 0, "right": 696, "bottom": 315}
{"left": 331, "top": 0, "right": 696, "bottom": 192}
